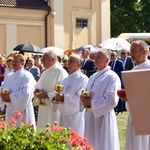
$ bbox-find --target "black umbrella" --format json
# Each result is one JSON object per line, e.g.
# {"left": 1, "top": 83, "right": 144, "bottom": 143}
{"left": 13, "top": 43, "right": 43, "bottom": 54}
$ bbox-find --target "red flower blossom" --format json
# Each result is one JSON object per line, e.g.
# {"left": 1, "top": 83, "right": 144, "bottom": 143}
{"left": 7, "top": 117, "right": 17, "bottom": 126}
{"left": 13, "top": 110, "right": 23, "bottom": 120}
{"left": 0, "top": 111, "right": 93, "bottom": 150}
{"left": 51, "top": 124, "right": 63, "bottom": 132}
{"left": 0, "top": 121, "right": 5, "bottom": 130}
{"left": 66, "top": 130, "right": 93, "bottom": 149}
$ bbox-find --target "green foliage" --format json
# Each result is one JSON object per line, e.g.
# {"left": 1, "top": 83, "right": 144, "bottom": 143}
{"left": 0, "top": 111, "right": 93, "bottom": 150}
{"left": 111, "top": 0, "right": 150, "bottom": 37}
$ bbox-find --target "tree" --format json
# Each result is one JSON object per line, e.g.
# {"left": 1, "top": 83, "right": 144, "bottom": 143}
{"left": 111, "top": 0, "right": 150, "bottom": 37}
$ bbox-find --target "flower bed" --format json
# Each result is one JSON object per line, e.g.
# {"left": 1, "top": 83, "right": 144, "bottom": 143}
{"left": 0, "top": 110, "right": 93, "bottom": 150}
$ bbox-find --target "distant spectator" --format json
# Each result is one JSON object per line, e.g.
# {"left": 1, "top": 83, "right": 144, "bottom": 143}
{"left": 4, "top": 57, "right": 14, "bottom": 76}
{"left": 57, "top": 56, "right": 62, "bottom": 64}
{"left": 32, "top": 55, "right": 45, "bottom": 74}
{"left": 81, "top": 49, "right": 97, "bottom": 77}
{"left": 0, "top": 54, "right": 5, "bottom": 112}
{"left": 61, "top": 55, "right": 69, "bottom": 72}
{"left": 120, "top": 48, "right": 134, "bottom": 70}
{"left": 25, "top": 57, "right": 40, "bottom": 81}
{"left": 89, "top": 52, "right": 96, "bottom": 60}
{"left": 120, "top": 48, "right": 134, "bottom": 111}
{"left": 109, "top": 51, "right": 125, "bottom": 115}
{"left": 0, "top": 54, "right": 5, "bottom": 86}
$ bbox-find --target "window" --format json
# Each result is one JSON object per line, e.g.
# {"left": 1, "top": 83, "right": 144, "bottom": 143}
{"left": 76, "top": 18, "right": 88, "bottom": 28}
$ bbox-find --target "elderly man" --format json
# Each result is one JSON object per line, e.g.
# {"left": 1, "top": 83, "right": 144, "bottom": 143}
{"left": 25, "top": 57, "right": 40, "bottom": 81}
{"left": 120, "top": 48, "right": 134, "bottom": 111}
{"left": 109, "top": 51, "right": 125, "bottom": 115}
{"left": 120, "top": 48, "right": 134, "bottom": 70}
{"left": 0, "top": 54, "right": 36, "bottom": 129}
{"left": 80, "top": 49, "right": 121, "bottom": 150}
{"left": 35, "top": 50, "right": 68, "bottom": 130}
{"left": 25, "top": 57, "right": 41, "bottom": 120}
{"left": 52, "top": 54, "right": 88, "bottom": 136}
{"left": 118, "top": 40, "right": 150, "bottom": 150}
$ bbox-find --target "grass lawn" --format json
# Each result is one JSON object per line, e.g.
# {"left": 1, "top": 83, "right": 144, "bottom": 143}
{"left": 116, "top": 111, "right": 129, "bottom": 150}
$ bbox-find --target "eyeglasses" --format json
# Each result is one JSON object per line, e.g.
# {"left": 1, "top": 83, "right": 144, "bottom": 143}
{"left": 121, "top": 53, "right": 126, "bottom": 55}
{"left": 68, "top": 60, "right": 78, "bottom": 64}
{"left": 111, "top": 55, "right": 115, "bottom": 57}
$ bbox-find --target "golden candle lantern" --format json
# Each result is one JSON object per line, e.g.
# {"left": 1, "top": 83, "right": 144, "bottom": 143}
{"left": 81, "top": 90, "right": 91, "bottom": 109}
{"left": 2, "top": 88, "right": 10, "bottom": 102}
{"left": 52, "top": 82, "right": 64, "bottom": 104}
{"left": 2, "top": 88, "right": 9, "bottom": 95}
{"left": 34, "top": 91, "right": 46, "bottom": 105}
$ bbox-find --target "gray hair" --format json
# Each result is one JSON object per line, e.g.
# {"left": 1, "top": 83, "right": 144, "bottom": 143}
{"left": 44, "top": 50, "right": 57, "bottom": 61}
{"left": 121, "top": 48, "right": 128, "bottom": 52}
{"left": 69, "top": 53, "right": 82, "bottom": 65}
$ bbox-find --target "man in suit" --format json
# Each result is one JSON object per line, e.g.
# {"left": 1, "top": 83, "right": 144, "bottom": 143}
{"left": 120, "top": 48, "right": 134, "bottom": 70}
{"left": 120, "top": 48, "right": 134, "bottom": 111}
{"left": 109, "top": 51, "right": 125, "bottom": 115}
{"left": 81, "top": 49, "right": 97, "bottom": 77}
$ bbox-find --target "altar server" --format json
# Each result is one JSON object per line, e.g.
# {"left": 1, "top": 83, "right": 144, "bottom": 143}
{"left": 80, "top": 49, "right": 121, "bottom": 150}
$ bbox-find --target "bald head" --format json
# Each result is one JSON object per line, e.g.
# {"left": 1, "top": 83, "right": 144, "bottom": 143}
{"left": 41, "top": 50, "right": 57, "bottom": 69}
{"left": 130, "top": 40, "right": 149, "bottom": 65}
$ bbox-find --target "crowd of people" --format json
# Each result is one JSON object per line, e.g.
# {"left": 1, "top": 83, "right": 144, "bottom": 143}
{"left": 0, "top": 39, "right": 150, "bottom": 150}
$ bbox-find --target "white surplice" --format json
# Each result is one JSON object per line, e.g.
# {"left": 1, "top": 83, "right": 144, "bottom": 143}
{"left": 35, "top": 62, "right": 68, "bottom": 130}
{"left": 84, "top": 66, "right": 121, "bottom": 150}
{"left": 56, "top": 70, "right": 88, "bottom": 136}
{"left": 125, "top": 60, "right": 150, "bottom": 150}
{"left": 0, "top": 68, "right": 36, "bottom": 129}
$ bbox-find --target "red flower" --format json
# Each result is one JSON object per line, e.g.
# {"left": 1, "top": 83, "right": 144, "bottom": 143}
{"left": 13, "top": 110, "right": 23, "bottom": 120}
{"left": 7, "top": 117, "right": 17, "bottom": 126}
{"left": 66, "top": 130, "right": 93, "bottom": 149}
{"left": 69, "top": 130, "right": 79, "bottom": 138}
{"left": 0, "top": 121, "right": 5, "bottom": 130}
{"left": 51, "top": 124, "right": 63, "bottom": 132}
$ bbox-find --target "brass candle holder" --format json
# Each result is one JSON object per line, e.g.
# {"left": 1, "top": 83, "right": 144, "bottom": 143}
{"left": 34, "top": 91, "right": 46, "bottom": 105}
{"left": 81, "top": 90, "right": 91, "bottom": 109}
{"left": 52, "top": 82, "right": 64, "bottom": 104}
{"left": 2, "top": 88, "right": 9, "bottom": 94}
{"left": 2, "top": 88, "right": 10, "bottom": 102}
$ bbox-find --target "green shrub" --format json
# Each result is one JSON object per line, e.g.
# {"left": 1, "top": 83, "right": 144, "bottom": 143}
{"left": 0, "top": 110, "right": 93, "bottom": 150}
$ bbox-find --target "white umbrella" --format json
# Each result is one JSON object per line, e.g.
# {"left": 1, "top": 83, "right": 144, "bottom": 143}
{"left": 99, "top": 38, "right": 131, "bottom": 50}
{"left": 42, "top": 46, "right": 64, "bottom": 55}
{"left": 76, "top": 44, "right": 99, "bottom": 53}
